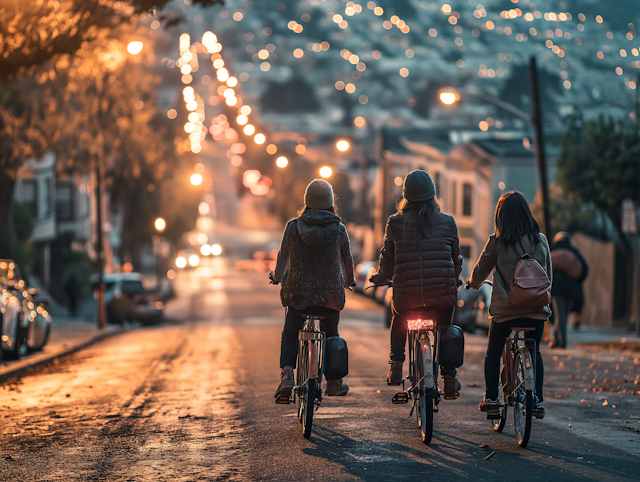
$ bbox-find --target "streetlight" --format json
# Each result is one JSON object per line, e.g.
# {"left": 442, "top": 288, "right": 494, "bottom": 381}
{"left": 276, "top": 156, "right": 288, "bottom": 168}
{"left": 336, "top": 140, "right": 350, "bottom": 152}
{"left": 127, "top": 41, "right": 143, "bottom": 55}
{"left": 154, "top": 217, "right": 166, "bottom": 232}
{"left": 190, "top": 173, "right": 203, "bottom": 186}
{"left": 319, "top": 166, "right": 333, "bottom": 178}
{"left": 437, "top": 56, "right": 551, "bottom": 236}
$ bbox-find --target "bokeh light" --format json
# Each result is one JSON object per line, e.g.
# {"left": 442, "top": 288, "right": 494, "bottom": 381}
{"left": 212, "top": 244, "right": 223, "bottom": 256}
{"left": 198, "top": 202, "right": 210, "bottom": 215}
{"left": 319, "top": 166, "right": 333, "bottom": 178}
{"left": 127, "top": 41, "right": 143, "bottom": 55}
{"left": 154, "top": 217, "right": 166, "bottom": 232}
{"left": 188, "top": 254, "right": 200, "bottom": 267}
{"left": 276, "top": 156, "right": 288, "bottom": 168}
{"left": 176, "top": 256, "right": 187, "bottom": 268}
{"left": 336, "top": 140, "right": 350, "bottom": 152}
{"left": 190, "top": 173, "right": 203, "bottom": 186}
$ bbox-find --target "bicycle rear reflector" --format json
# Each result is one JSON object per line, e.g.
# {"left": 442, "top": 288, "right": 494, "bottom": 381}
{"left": 407, "top": 319, "right": 435, "bottom": 331}
{"left": 392, "top": 392, "right": 409, "bottom": 404}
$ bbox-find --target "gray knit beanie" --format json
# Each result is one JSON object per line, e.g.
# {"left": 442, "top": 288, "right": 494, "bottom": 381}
{"left": 304, "top": 179, "right": 334, "bottom": 209}
{"left": 402, "top": 170, "right": 435, "bottom": 202}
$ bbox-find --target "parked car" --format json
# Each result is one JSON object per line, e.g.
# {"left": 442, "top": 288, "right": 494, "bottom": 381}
{"left": 0, "top": 259, "right": 52, "bottom": 360}
{"left": 354, "top": 261, "right": 377, "bottom": 295}
{"left": 91, "top": 272, "right": 165, "bottom": 325}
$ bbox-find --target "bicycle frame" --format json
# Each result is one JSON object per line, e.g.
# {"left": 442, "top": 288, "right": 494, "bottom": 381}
{"left": 295, "top": 317, "right": 326, "bottom": 403}
{"left": 502, "top": 331, "right": 536, "bottom": 401}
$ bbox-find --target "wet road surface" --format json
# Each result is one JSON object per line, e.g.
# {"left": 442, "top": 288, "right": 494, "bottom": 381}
{"left": 1, "top": 259, "right": 639, "bottom": 481}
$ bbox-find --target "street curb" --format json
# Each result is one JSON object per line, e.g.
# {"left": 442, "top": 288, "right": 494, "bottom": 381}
{"left": 0, "top": 327, "right": 124, "bottom": 383}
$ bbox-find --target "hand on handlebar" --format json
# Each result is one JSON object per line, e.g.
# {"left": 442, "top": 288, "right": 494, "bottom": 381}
{"left": 268, "top": 271, "right": 279, "bottom": 285}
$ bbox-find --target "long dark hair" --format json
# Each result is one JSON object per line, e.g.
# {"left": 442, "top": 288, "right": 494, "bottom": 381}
{"left": 397, "top": 197, "right": 441, "bottom": 238}
{"left": 494, "top": 191, "right": 540, "bottom": 249}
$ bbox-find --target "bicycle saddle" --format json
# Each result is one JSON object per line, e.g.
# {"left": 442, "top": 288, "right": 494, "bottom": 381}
{"left": 301, "top": 314, "right": 326, "bottom": 320}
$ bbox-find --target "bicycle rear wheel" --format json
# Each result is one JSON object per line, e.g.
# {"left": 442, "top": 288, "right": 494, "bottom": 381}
{"left": 297, "top": 342, "right": 308, "bottom": 425}
{"left": 302, "top": 380, "right": 316, "bottom": 438}
{"left": 417, "top": 337, "right": 434, "bottom": 444}
{"left": 513, "top": 352, "right": 533, "bottom": 447}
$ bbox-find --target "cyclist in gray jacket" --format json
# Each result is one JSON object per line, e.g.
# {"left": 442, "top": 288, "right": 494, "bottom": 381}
{"left": 270, "top": 179, "right": 355, "bottom": 401}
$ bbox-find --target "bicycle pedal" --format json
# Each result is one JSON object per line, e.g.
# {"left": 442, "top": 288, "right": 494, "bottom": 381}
{"left": 387, "top": 380, "right": 403, "bottom": 386}
{"left": 392, "top": 392, "right": 409, "bottom": 404}
{"left": 486, "top": 412, "right": 501, "bottom": 420}
{"left": 275, "top": 396, "right": 291, "bottom": 404}
{"left": 444, "top": 393, "right": 459, "bottom": 400}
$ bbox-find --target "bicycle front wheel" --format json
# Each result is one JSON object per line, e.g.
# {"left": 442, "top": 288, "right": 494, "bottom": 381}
{"left": 297, "top": 342, "right": 308, "bottom": 425}
{"left": 513, "top": 352, "right": 533, "bottom": 447}
{"left": 492, "top": 380, "right": 507, "bottom": 433}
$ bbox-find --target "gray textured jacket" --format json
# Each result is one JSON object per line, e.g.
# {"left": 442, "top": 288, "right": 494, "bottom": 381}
{"left": 467, "top": 233, "right": 552, "bottom": 323}
{"left": 377, "top": 211, "right": 462, "bottom": 312}
{"left": 273, "top": 209, "right": 355, "bottom": 311}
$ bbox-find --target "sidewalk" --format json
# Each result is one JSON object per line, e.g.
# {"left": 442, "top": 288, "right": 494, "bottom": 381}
{"left": 0, "top": 317, "right": 123, "bottom": 381}
{"left": 568, "top": 325, "right": 640, "bottom": 352}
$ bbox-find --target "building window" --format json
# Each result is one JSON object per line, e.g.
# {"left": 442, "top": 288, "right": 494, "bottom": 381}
{"left": 56, "top": 183, "right": 74, "bottom": 221}
{"left": 463, "top": 183, "right": 472, "bottom": 216}
{"left": 460, "top": 245, "right": 471, "bottom": 259}
{"left": 451, "top": 181, "right": 457, "bottom": 214}
{"left": 22, "top": 180, "right": 38, "bottom": 218}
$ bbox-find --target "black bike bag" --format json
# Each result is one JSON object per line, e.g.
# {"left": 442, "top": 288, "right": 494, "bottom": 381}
{"left": 324, "top": 336, "right": 349, "bottom": 380}
{"left": 439, "top": 325, "right": 464, "bottom": 369}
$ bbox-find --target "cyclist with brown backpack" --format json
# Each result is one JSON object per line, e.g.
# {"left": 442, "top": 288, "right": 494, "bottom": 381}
{"left": 466, "top": 191, "right": 552, "bottom": 419}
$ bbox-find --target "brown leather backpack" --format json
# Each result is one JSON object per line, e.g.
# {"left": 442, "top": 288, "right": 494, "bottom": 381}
{"left": 497, "top": 243, "right": 551, "bottom": 308}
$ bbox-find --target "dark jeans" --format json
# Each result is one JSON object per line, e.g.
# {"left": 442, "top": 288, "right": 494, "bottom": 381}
{"left": 390, "top": 302, "right": 456, "bottom": 377}
{"left": 485, "top": 318, "right": 545, "bottom": 402}
{"left": 280, "top": 306, "right": 340, "bottom": 369}
{"left": 552, "top": 296, "right": 574, "bottom": 348}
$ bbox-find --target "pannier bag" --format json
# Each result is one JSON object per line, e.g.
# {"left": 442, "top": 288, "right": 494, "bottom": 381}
{"left": 439, "top": 325, "right": 464, "bottom": 369}
{"left": 324, "top": 336, "right": 349, "bottom": 380}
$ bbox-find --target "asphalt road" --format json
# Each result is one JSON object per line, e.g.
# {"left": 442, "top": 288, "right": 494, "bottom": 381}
{"left": 1, "top": 258, "right": 639, "bottom": 481}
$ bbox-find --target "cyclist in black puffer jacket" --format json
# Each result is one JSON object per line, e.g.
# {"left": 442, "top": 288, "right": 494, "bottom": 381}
{"left": 370, "top": 170, "right": 463, "bottom": 399}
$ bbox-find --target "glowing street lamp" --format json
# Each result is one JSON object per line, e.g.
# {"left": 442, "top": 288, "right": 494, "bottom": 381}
{"left": 154, "top": 217, "right": 166, "bottom": 232}
{"left": 190, "top": 173, "right": 203, "bottom": 186}
{"left": 336, "top": 140, "right": 350, "bottom": 152}
{"left": 319, "top": 166, "right": 333, "bottom": 178}
{"left": 127, "top": 41, "right": 143, "bottom": 55}
{"left": 276, "top": 156, "right": 288, "bottom": 168}
{"left": 439, "top": 91, "right": 459, "bottom": 105}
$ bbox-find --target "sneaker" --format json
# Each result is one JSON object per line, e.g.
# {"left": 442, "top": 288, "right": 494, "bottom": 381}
{"left": 387, "top": 361, "right": 403, "bottom": 386}
{"left": 478, "top": 393, "right": 500, "bottom": 414}
{"left": 443, "top": 375, "right": 461, "bottom": 400}
{"left": 326, "top": 379, "right": 349, "bottom": 396}
{"left": 274, "top": 366, "right": 295, "bottom": 402}
{"left": 533, "top": 399, "right": 545, "bottom": 419}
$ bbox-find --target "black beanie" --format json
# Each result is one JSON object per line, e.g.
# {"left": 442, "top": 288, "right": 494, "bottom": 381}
{"left": 402, "top": 170, "right": 435, "bottom": 202}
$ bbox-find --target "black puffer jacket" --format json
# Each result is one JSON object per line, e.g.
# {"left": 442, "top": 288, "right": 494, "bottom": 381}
{"left": 273, "top": 209, "right": 355, "bottom": 311}
{"left": 376, "top": 211, "right": 461, "bottom": 312}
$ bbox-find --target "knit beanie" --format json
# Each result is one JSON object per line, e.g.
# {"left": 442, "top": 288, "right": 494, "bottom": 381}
{"left": 402, "top": 170, "right": 435, "bottom": 202}
{"left": 304, "top": 179, "right": 334, "bottom": 209}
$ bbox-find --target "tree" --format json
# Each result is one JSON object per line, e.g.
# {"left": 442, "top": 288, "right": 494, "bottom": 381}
{"left": 556, "top": 115, "right": 640, "bottom": 249}
{"left": 0, "top": 0, "right": 223, "bottom": 234}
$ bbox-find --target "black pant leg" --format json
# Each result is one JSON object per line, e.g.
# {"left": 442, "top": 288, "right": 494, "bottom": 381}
{"left": 484, "top": 320, "right": 510, "bottom": 400}
{"left": 390, "top": 301, "right": 407, "bottom": 362}
{"left": 280, "top": 307, "right": 304, "bottom": 369}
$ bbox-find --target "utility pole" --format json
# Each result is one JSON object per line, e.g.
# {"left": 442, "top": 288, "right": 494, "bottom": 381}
{"left": 95, "top": 162, "right": 107, "bottom": 329}
{"left": 529, "top": 56, "right": 552, "bottom": 237}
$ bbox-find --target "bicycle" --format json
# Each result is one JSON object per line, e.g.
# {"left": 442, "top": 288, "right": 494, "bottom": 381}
{"left": 274, "top": 313, "right": 326, "bottom": 439}
{"left": 467, "top": 280, "right": 538, "bottom": 448}
{"left": 368, "top": 280, "right": 450, "bottom": 445}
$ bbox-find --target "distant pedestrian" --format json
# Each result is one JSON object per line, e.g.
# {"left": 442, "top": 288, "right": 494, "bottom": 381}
{"left": 549, "top": 232, "right": 588, "bottom": 348}
{"left": 269, "top": 179, "right": 355, "bottom": 401}
{"left": 467, "top": 191, "right": 550, "bottom": 419}
{"left": 64, "top": 271, "right": 79, "bottom": 317}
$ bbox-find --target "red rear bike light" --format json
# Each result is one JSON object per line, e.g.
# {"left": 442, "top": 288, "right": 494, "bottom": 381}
{"left": 407, "top": 318, "right": 435, "bottom": 331}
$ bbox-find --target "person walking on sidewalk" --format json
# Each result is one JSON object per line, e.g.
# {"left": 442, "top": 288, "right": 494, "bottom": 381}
{"left": 466, "top": 191, "right": 551, "bottom": 418}
{"left": 549, "top": 232, "right": 589, "bottom": 348}
{"left": 369, "top": 170, "right": 463, "bottom": 399}
{"left": 269, "top": 179, "right": 356, "bottom": 401}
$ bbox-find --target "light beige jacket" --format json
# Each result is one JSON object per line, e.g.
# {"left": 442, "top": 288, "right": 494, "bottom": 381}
{"left": 467, "top": 233, "right": 552, "bottom": 323}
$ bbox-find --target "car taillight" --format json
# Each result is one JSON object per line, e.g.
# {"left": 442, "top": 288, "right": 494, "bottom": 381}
{"left": 407, "top": 318, "right": 435, "bottom": 331}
